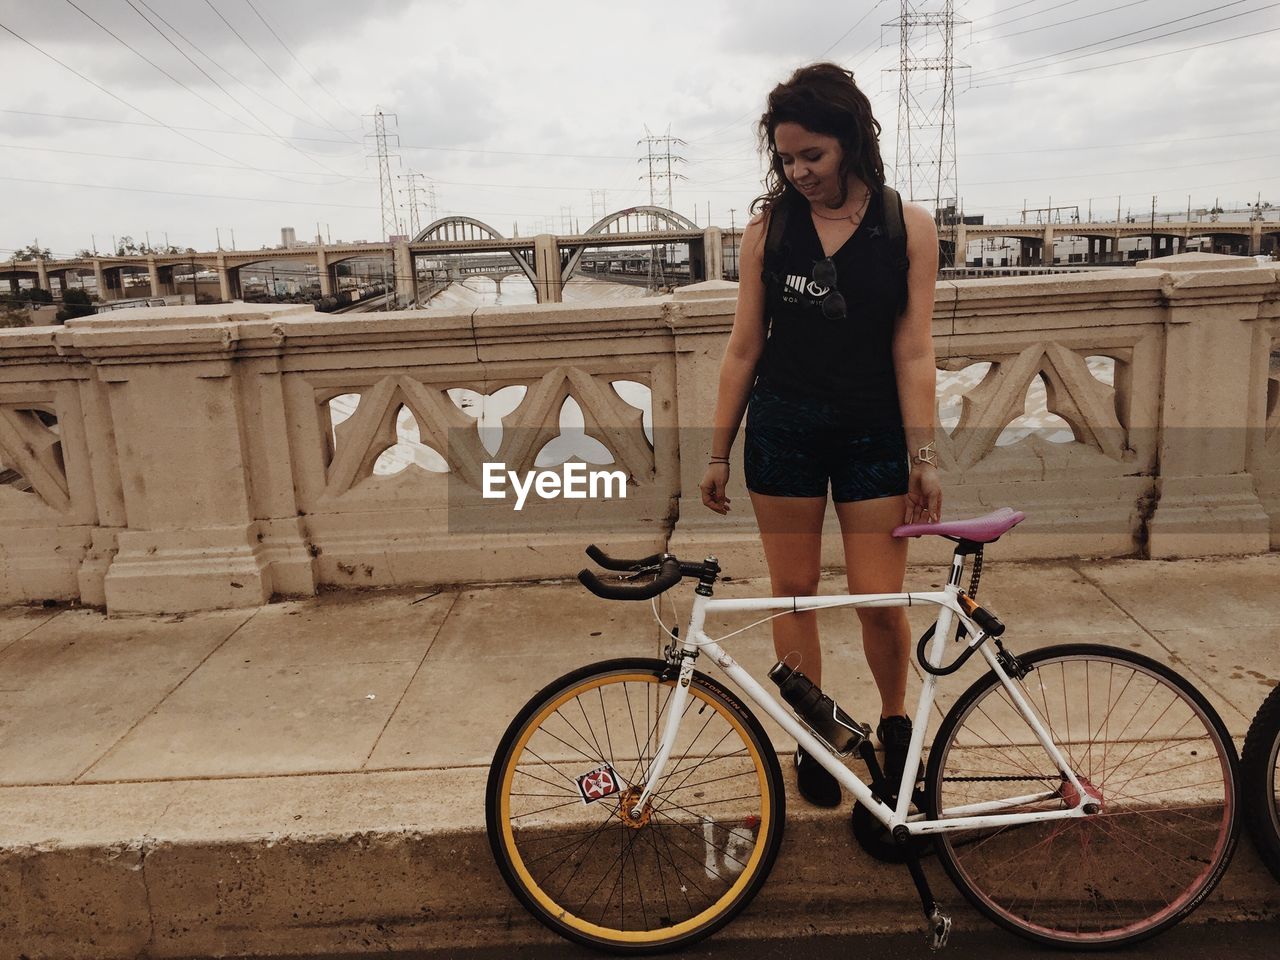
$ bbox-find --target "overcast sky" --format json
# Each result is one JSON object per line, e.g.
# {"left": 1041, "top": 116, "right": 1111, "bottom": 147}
{"left": 2, "top": 0, "right": 1278, "bottom": 258}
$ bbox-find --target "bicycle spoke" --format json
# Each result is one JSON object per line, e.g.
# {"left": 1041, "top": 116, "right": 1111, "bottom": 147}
{"left": 492, "top": 668, "right": 779, "bottom": 946}
{"left": 933, "top": 649, "right": 1236, "bottom": 945}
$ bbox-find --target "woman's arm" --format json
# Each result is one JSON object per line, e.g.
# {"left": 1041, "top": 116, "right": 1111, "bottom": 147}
{"left": 701, "top": 213, "right": 768, "bottom": 514}
{"left": 893, "top": 201, "right": 941, "bottom": 523}
{"left": 709, "top": 215, "right": 768, "bottom": 459}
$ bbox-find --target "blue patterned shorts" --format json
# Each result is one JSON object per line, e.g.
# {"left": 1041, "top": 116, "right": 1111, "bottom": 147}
{"left": 743, "top": 379, "right": 910, "bottom": 503}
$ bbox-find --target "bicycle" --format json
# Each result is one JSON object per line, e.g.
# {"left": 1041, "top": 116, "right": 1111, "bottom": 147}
{"left": 486, "top": 507, "right": 1240, "bottom": 953}
{"left": 1242, "top": 684, "right": 1280, "bottom": 882}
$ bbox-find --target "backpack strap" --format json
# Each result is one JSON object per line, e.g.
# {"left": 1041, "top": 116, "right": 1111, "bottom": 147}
{"left": 880, "top": 185, "right": 911, "bottom": 313}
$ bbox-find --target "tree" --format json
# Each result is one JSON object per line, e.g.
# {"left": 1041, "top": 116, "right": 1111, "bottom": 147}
{"left": 56, "top": 288, "right": 95, "bottom": 323}
{"left": 9, "top": 243, "right": 51, "bottom": 262}
{"left": 0, "top": 301, "right": 28, "bottom": 328}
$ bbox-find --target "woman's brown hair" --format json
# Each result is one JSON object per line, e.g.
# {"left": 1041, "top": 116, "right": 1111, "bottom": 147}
{"left": 751, "top": 62, "right": 886, "bottom": 216}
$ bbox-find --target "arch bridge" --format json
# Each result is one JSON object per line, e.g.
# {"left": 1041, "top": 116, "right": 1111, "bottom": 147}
{"left": 409, "top": 207, "right": 714, "bottom": 302}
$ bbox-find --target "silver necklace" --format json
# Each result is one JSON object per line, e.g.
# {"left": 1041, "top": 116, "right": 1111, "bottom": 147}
{"left": 811, "top": 188, "right": 871, "bottom": 222}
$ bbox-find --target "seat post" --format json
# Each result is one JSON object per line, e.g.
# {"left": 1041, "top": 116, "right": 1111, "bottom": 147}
{"left": 947, "top": 545, "right": 966, "bottom": 588}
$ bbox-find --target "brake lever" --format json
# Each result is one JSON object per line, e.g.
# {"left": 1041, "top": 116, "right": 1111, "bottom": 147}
{"left": 623, "top": 562, "right": 664, "bottom": 582}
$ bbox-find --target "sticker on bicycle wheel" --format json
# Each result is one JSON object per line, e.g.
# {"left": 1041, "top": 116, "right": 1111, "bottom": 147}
{"left": 576, "top": 764, "right": 625, "bottom": 804}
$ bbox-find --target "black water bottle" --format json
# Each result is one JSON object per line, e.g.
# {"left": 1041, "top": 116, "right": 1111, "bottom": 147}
{"left": 768, "top": 660, "right": 870, "bottom": 756}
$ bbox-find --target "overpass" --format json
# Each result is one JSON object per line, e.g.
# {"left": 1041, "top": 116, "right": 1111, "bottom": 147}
{"left": 1, "top": 205, "right": 724, "bottom": 308}
{"left": 940, "top": 216, "right": 1279, "bottom": 267}
{"left": 8, "top": 209, "right": 1275, "bottom": 304}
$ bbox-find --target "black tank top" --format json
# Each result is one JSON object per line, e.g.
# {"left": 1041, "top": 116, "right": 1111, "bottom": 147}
{"left": 756, "top": 189, "right": 903, "bottom": 427}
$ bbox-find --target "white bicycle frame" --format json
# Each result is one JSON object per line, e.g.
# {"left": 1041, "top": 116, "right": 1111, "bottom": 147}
{"left": 631, "top": 550, "right": 1095, "bottom": 836}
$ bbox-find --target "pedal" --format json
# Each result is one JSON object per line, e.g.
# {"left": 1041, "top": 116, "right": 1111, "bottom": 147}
{"left": 927, "top": 907, "right": 952, "bottom": 951}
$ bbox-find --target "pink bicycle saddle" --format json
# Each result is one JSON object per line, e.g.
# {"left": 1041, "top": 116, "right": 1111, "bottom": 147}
{"left": 893, "top": 507, "right": 1026, "bottom": 543}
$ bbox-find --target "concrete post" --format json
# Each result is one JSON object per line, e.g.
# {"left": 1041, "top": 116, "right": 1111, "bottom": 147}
{"left": 702, "top": 226, "right": 724, "bottom": 280}
{"left": 1140, "top": 260, "right": 1271, "bottom": 556}
{"left": 57, "top": 307, "right": 316, "bottom": 612}
{"left": 393, "top": 240, "right": 416, "bottom": 307}
{"left": 216, "top": 256, "right": 232, "bottom": 301}
{"left": 953, "top": 221, "right": 967, "bottom": 268}
{"left": 1252, "top": 219, "right": 1264, "bottom": 255}
{"left": 92, "top": 260, "right": 107, "bottom": 300}
{"left": 1042, "top": 225, "right": 1054, "bottom": 265}
{"left": 7, "top": 276, "right": 17, "bottom": 295}
{"left": 533, "top": 234, "right": 563, "bottom": 303}
{"left": 316, "top": 246, "right": 332, "bottom": 297}
{"left": 35, "top": 258, "right": 49, "bottom": 292}
{"left": 147, "top": 257, "right": 161, "bottom": 297}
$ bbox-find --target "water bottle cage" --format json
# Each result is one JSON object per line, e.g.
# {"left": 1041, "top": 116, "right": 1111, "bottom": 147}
{"left": 798, "top": 709, "right": 871, "bottom": 757}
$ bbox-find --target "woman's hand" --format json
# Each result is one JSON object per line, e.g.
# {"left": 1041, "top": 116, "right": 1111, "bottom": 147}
{"left": 700, "top": 463, "right": 732, "bottom": 515}
{"left": 904, "top": 462, "right": 941, "bottom": 525}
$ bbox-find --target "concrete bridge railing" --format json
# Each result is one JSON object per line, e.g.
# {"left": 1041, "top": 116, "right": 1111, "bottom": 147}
{"left": 0, "top": 254, "right": 1276, "bottom": 614}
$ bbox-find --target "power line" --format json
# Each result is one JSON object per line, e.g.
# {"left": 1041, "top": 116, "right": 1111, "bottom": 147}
{"left": 132, "top": 0, "right": 360, "bottom": 139}
{"left": 243, "top": 0, "right": 362, "bottom": 122}
{"left": 202, "top": 0, "right": 351, "bottom": 138}
{"left": 962, "top": 150, "right": 1280, "bottom": 187}
{"left": 0, "top": 108, "right": 640, "bottom": 160}
{"left": 967, "top": 0, "right": 1053, "bottom": 25}
{"left": 107, "top": 0, "right": 363, "bottom": 182}
{"left": 970, "top": 0, "right": 1272, "bottom": 80}
{"left": 688, "top": 2, "right": 888, "bottom": 144}
{"left": 0, "top": 18, "right": 326, "bottom": 187}
{"left": 821, "top": 0, "right": 889, "bottom": 56}
{"left": 967, "top": 0, "right": 1086, "bottom": 36}
{"left": 0, "top": 141, "right": 375, "bottom": 182}
{"left": 970, "top": 22, "right": 1280, "bottom": 87}
{"left": 63, "top": 0, "right": 258, "bottom": 135}
{"left": 0, "top": 175, "right": 379, "bottom": 209}
{"left": 969, "top": 0, "right": 1155, "bottom": 46}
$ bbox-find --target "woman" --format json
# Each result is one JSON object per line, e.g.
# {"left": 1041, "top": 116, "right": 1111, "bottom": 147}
{"left": 699, "top": 62, "right": 942, "bottom": 808}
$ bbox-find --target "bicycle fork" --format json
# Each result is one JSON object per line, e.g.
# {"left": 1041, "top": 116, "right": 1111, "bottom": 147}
{"left": 627, "top": 648, "right": 697, "bottom": 820}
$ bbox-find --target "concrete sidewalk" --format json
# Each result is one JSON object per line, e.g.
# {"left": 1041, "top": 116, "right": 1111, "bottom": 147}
{"left": 1, "top": 554, "right": 1278, "bottom": 958}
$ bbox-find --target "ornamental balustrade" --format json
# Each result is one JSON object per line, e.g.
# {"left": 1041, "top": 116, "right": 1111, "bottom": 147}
{"left": 0, "top": 254, "right": 1275, "bottom": 614}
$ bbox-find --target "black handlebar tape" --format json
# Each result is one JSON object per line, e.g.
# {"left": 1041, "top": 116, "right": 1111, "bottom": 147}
{"left": 577, "top": 557, "right": 682, "bottom": 601}
{"left": 585, "top": 544, "right": 665, "bottom": 571}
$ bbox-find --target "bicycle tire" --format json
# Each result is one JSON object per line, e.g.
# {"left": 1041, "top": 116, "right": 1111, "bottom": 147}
{"left": 927, "top": 643, "right": 1239, "bottom": 948}
{"left": 486, "top": 658, "right": 785, "bottom": 954}
{"left": 1241, "top": 683, "right": 1280, "bottom": 882}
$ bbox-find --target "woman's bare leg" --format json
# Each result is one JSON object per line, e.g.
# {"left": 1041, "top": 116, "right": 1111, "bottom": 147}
{"left": 833, "top": 493, "right": 911, "bottom": 717}
{"left": 748, "top": 491, "right": 828, "bottom": 685}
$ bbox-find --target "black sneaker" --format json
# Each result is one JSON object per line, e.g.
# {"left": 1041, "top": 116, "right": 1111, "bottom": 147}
{"left": 794, "top": 745, "right": 841, "bottom": 808}
{"left": 876, "top": 715, "right": 923, "bottom": 802}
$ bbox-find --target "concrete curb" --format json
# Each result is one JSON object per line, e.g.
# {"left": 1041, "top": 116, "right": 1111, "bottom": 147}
{"left": 1, "top": 768, "right": 1277, "bottom": 958}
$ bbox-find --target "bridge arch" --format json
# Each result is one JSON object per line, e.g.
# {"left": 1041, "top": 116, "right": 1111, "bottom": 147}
{"left": 414, "top": 216, "right": 506, "bottom": 243}
{"left": 561, "top": 206, "right": 702, "bottom": 285}
{"left": 584, "top": 206, "right": 699, "bottom": 235}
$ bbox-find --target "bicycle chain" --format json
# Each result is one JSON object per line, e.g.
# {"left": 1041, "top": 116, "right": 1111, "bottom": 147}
{"left": 942, "top": 774, "right": 1054, "bottom": 783}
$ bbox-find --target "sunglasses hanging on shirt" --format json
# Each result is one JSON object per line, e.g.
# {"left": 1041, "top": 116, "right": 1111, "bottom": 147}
{"left": 813, "top": 258, "right": 847, "bottom": 321}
